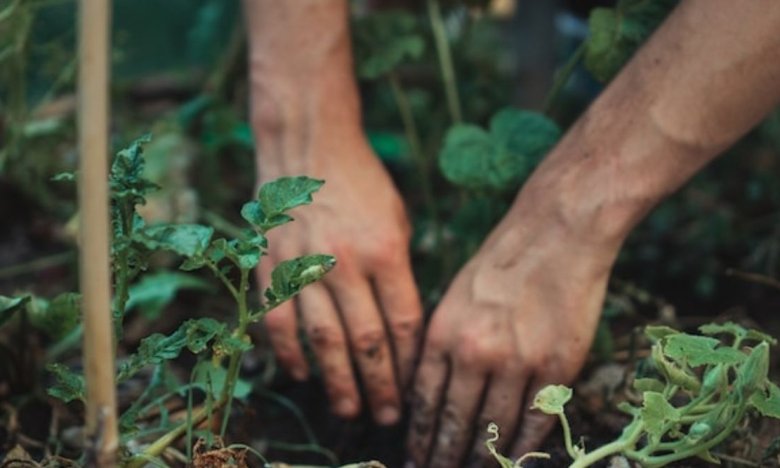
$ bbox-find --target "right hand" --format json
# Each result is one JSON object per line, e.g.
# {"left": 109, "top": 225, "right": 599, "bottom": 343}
{"left": 256, "top": 133, "right": 423, "bottom": 426}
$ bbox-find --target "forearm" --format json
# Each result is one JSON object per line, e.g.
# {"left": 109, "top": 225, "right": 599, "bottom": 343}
{"left": 244, "top": 0, "right": 363, "bottom": 175}
{"left": 516, "top": 0, "right": 780, "bottom": 252}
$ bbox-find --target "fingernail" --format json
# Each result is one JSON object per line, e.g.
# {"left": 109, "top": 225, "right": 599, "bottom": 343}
{"left": 377, "top": 406, "right": 400, "bottom": 425}
{"left": 335, "top": 398, "right": 357, "bottom": 416}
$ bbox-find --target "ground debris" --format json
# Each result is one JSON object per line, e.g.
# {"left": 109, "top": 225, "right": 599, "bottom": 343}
{"left": 192, "top": 438, "right": 248, "bottom": 468}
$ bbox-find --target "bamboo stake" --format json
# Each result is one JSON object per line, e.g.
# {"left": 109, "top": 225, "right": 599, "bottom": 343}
{"left": 77, "top": 0, "right": 117, "bottom": 465}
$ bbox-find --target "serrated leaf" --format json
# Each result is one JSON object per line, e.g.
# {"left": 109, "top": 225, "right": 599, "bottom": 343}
{"left": 584, "top": 1, "right": 677, "bottom": 83}
{"left": 353, "top": 11, "right": 425, "bottom": 79}
{"left": 117, "top": 318, "right": 225, "bottom": 382}
{"left": 0, "top": 295, "right": 30, "bottom": 327}
{"left": 664, "top": 333, "right": 745, "bottom": 367}
{"left": 47, "top": 363, "right": 86, "bottom": 404}
{"left": 438, "top": 108, "right": 561, "bottom": 192}
{"left": 28, "top": 293, "right": 81, "bottom": 341}
{"left": 750, "top": 381, "right": 780, "bottom": 419}
{"left": 265, "top": 254, "right": 336, "bottom": 305}
{"left": 641, "top": 391, "right": 680, "bottom": 441}
{"left": 140, "top": 224, "right": 214, "bottom": 258}
{"left": 531, "top": 384, "right": 572, "bottom": 415}
{"left": 242, "top": 177, "right": 324, "bottom": 231}
{"left": 127, "top": 272, "right": 212, "bottom": 319}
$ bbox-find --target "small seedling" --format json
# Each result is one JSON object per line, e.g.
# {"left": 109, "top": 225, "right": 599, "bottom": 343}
{"left": 517, "top": 323, "right": 780, "bottom": 468}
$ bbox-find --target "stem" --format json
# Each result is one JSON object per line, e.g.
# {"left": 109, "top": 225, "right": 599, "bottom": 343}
{"left": 219, "top": 268, "right": 250, "bottom": 437}
{"left": 0, "top": 251, "right": 75, "bottom": 280}
{"left": 426, "top": 0, "right": 462, "bottom": 124}
{"left": 387, "top": 71, "right": 439, "bottom": 228}
{"left": 543, "top": 42, "right": 586, "bottom": 115}
{"left": 569, "top": 420, "right": 644, "bottom": 468}
{"left": 559, "top": 414, "right": 579, "bottom": 460}
{"left": 207, "top": 261, "right": 239, "bottom": 300}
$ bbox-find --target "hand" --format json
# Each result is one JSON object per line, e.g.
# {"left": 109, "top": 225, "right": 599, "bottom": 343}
{"left": 257, "top": 135, "right": 423, "bottom": 426}
{"left": 406, "top": 201, "right": 617, "bottom": 467}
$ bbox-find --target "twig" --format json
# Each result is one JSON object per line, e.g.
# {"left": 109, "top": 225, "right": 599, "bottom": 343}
{"left": 0, "top": 251, "right": 75, "bottom": 280}
{"left": 725, "top": 268, "right": 780, "bottom": 291}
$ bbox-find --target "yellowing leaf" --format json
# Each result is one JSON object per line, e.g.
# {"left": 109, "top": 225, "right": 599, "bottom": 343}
{"left": 531, "top": 384, "right": 572, "bottom": 415}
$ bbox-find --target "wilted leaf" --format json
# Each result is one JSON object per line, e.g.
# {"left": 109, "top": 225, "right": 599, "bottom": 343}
{"left": 750, "top": 381, "right": 780, "bottom": 419}
{"left": 0, "top": 295, "right": 30, "bottom": 327}
{"left": 439, "top": 108, "right": 560, "bottom": 192}
{"left": 640, "top": 391, "right": 679, "bottom": 442}
{"left": 664, "top": 333, "right": 745, "bottom": 367}
{"left": 265, "top": 254, "right": 336, "bottom": 305}
{"left": 127, "top": 272, "right": 212, "bottom": 319}
{"left": 241, "top": 177, "right": 324, "bottom": 231}
{"left": 584, "top": 0, "right": 677, "bottom": 82}
{"left": 531, "top": 384, "right": 572, "bottom": 415}
{"left": 117, "top": 318, "right": 225, "bottom": 382}
{"left": 140, "top": 224, "right": 214, "bottom": 258}
{"left": 110, "top": 134, "right": 159, "bottom": 204}
{"left": 353, "top": 11, "right": 425, "bottom": 79}
{"left": 47, "top": 363, "right": 86, "bottom": 403}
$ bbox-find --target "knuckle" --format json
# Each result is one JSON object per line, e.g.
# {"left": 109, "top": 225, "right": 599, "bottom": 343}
{"left": 389, "top": 314, "right": 422, "bottom": 341}
{"left": 351, "top": 328, "right": 387, "bottom": 357}
{"left": 306, "top": 325, "right": 345, "bottom": 350}
{"left": 264, "top": 311, "right": 292, "bottom": 332}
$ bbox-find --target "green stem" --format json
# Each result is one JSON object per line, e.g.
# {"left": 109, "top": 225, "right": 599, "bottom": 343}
{"left": 219, "top": 268, "right": 250, "bottom": 437}
{"left": 387, "top": 71, "right": 439, "bottom": 229}
{"left": 543, "top": 42, "right": 586, "bottom": 115}
{"left": 0, "top": 251, "right": 75, "bottom": 280}
{"left": 569, "top": 419, "right": 643, "bottom": 468}
{"left": 207, "top": 261, "right": 239, "bottom": 300}
{"left": 559, "top": 414, "right": 579, "bottom": 460}
{"left": 427, "top": 0, "right": 462, "bottom": 124}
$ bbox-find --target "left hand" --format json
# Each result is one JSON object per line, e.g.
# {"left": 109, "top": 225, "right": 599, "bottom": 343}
{"left": 406, "top": 201, "right": 615, "bottom": 467}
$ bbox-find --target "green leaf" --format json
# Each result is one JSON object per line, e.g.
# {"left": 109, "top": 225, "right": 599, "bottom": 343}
{"left": 750, "top": 381, "right": 780, "bottom": 419}
{"left": 644, "top": 325, "right": 680, "bottom": 342}
{"left": 242, "top": 176, "right": 324, "bottom": 231}
{"left": 633, "top": 377, "right": 665, "bottom": 393}
{"left": 109, "top": 134, "right": 159, "bottom": 203}
{"left": 265, "top": 254, "right": 336, "bottom": 305}
{"left": 531, "top": 384, "right": 572, "bottom": 415}
{"left": 664, "top": 333, "right": 745, "bottom": 367}
{"left": 51, "top": 171, "right": 76, "bottom": 182}
{"left": 0, "top": 295, "right": 30, "bottom": 327}
{"left": 47, "top": 363, "right": 86, "bottom": 404}
{"left": 127, "top": 271, "right": 212, "bottom": 319}
{"left": 584, "top": 0, "right": 678, "bottom": 82}
{"left": 28, "top": 293, "right": 81, "bottom": 341}
{"left": 699, "top": 321, "right": 746, "bottom": 338}
{"left": 438, "top": 108, "right": 561, "bottom": 192}
{"left": 352, "top": 11, "right": 425, "bottom": 79}
{"left": 640, "top": 391, "right": 680, "bottom": 442}
{"left": 140, "top": 224, "right": 214, "bottom": 258}
{"left": 117, "top": 318, "right": 225, "bottom": 382}
{"left": 192, "top": 360, "right": 252, "bottom": 399}
{"left": 736, "top": 342, "right": 770, "bottom": 397}
{"left": 223, "top": 232, "right": 268, "bottom": 270}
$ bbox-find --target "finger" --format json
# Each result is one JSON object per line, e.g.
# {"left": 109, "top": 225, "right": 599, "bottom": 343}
{"left": 258, "top": 262, "right": 308, "bottom": 380}
{"left": 299, "top": 283, "right": 362, "bottom": 418}
{"left": 372, "top": 255, "right": 423, "bottom": 389}
{"left": 428, "top": 366, "right": 487, "bottom": 468}
{"left": 329, "top": 270, "right": 401, "bottom": 425}
{"left": 466, "top": 373, "right": 528, "bottom": 468}
{"left": 407, "top": 344, "right": 449, "bottom": 467}
{"left": 510, "top": 378, "right": 559, "bottom": 458}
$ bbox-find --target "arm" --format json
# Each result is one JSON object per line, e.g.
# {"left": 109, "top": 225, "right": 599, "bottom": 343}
{"left": 408, "top": 1, "right": 780, "bottom": 465}
{"left": 244, "top": 0, "right": 423, "bottom": 425}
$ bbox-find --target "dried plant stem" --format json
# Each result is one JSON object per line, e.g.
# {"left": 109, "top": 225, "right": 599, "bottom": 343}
{"left": 77, "top": 0, "right": 117, "bottom": 465}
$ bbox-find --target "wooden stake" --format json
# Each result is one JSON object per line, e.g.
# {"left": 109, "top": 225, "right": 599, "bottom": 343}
{"left": 78, "top": 0, "right": 117, "bottom": 465}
